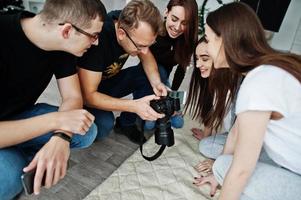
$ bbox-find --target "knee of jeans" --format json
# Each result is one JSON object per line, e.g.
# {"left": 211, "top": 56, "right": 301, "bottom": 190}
{"left": 96, "top": 116, "right": 115, "bottom": 139}
{"left": 73, "top": 123, "right": 97, "bottom": 148}
{"left": 0, "top": 166, "right": 23, "bottom": 200}
{"left": 171, "top": 115, "right": 184, "bottom": 128}
{"left": 212, "top": 155, "right": 233, "bottom": 185}
{"left": 0, "top": 178, "right": 23, "bottom": 200}
{"left": 199, "top": 137, "right": 215, "bottom": 158}
{"left": 144, "top": 121, "right": 155, "bottom": 130}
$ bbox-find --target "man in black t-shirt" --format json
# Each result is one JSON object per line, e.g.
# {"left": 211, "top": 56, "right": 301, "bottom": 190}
{"left": 78, "top": 0, "right": 167, "bottom": 144}
{"left": 0, "top": 0, "right": 106, "bottom": 199}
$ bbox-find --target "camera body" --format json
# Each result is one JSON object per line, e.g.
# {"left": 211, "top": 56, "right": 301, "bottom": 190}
{"left": 150, "top": 95, "right": 180, "bottom": 147}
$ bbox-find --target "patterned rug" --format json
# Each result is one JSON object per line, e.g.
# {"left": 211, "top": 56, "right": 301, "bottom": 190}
{"left": 84, "top": 116, "right": 220, "bottom": 200}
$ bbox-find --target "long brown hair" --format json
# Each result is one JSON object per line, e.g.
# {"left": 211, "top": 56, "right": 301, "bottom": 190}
{"left": 185, "top": 37, "right": 241, "bottom": 130}
{"left": 185, "top": 37, "right": 213, "bottom": 126}
{"left": 206, "top": 2, "right": 301, "bottom": 125}
{"left": 166, "top": 0, "right": 198, "bottom": 67}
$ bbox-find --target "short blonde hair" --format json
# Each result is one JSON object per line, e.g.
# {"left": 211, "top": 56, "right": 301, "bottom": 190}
{"left": 119, "top": 0, "right": 163, "bottom": 35}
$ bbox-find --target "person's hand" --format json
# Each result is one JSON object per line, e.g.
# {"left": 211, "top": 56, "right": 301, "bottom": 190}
{"left": 194, "top": 159, "right": 214, "bottom": 174}
{"left": 134, "top": 95, "right": 165, "bottom": 121}
{"left": 193, "top": 174, "right": 219, "bottom": 197}
{"left": 153, "top": 82, "right": 168, "bottom": 96}
{"left": 191, "top": 128, "right": 205, "bottom": 140}
{"left": 23, "top": 136, "right": 70, "bottom": 195}
{"left": 55, "top": 109, "right": 95, "bottom": 135}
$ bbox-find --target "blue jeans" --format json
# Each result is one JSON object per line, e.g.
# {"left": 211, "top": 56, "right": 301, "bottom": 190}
{"left": 0, "top": 103, "right": 97, "bottom": 200}
{"left": 88, "top": 65, "right": 155, "bottom": 139}
{"left": 213, "top": 154, "right": 301, "bottom": 200}
{"left": 144, "top": 114, "right": 184, "bottom": 130}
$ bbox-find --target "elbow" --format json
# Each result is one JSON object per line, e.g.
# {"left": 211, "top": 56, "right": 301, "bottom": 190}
{"left": 82, "top": 92, "right": 96, "bottom": 108}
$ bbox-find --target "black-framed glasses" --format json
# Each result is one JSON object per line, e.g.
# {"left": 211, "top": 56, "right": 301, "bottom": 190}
{"left": 120, "top": 27, "right": 155, "bottom": 51}
{"left": 59, "top": 23, "right": 98, "bottom": 42}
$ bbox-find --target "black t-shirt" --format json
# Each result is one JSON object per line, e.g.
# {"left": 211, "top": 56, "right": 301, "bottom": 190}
{"left": 77, "top": 10, "right": 129, "bottom": 80}
{"left": 0, "top": 11, "right": 77, "bottom": 120}
{"left": 150, "top": 34, "right": 178, "bottom": 71}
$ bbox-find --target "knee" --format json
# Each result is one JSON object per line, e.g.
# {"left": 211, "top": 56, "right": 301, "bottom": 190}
{"left": 95, "top": 114, "right": 115, "bottom": 139}
{"left": 171, "top": 115, "right": 184, "bottom": 128}
{"left": 144, "top": 121, "right": 155, "bottom": 131}
{"left": 79, "top": 123, "right": 98, "bottom": 148}
{"left": 212, "top": 155, "right": 233, "bottom": 185}
{"left": 0, "top": 155, "right": 25, "bottom": 200}
{"left": 199, "top": 137, "right": 214, "bottom": 158}
{"left": 0, "top": 173, "right": 23, "bottom": 200}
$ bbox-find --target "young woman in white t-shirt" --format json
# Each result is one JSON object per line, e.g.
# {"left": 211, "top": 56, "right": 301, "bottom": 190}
{"left": 193, "top": 2, "right": 301, "bottom": 199}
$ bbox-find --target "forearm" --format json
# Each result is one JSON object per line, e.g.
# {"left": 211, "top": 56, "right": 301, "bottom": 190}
{"left": 57, "top": 97, "right": 83, "bottom": 137}
{"left": 139, "top": 54, "right": 162, "bottom": 88}
{"left": 85, "top": 91, "right": 136, "bottom": 113}
{"left": 222, "top": 122, "right": 238, "bottom": 154}
{"left": 58, "top": 97, "right": 82, "bottom": 111}
{"left": 0, "top": 113, "right": 57, "bottom": 148}
{"left": 219, "top": 167, "right": 251, "bottom": 200}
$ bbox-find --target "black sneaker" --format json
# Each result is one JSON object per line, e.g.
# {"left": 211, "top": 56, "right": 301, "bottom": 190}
{"left": 114, "top": 117, "right": 146, "bottom": 144}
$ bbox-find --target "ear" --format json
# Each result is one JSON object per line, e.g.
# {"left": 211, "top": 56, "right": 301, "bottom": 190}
{"left": 116, "top": 27, "right": 126, "bottom": 41}
{"left": 164, "top": 8, "right": 168, "bottom": 18}
{"left": 60, "top": 23, "right": 72, "bottom": 39}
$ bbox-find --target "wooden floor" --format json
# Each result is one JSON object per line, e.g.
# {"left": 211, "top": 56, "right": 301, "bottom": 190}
{"left": 18, "top": 131, "right": 139, "bottom": 200}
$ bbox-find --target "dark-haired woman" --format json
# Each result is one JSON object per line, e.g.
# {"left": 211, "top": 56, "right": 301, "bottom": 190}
{"left": 186, "top": 37, "right": 238, "bottom": 174}
{"left": 194, "top": 2, "right": 301, "bottom": 199}
{"left": 144, "top": 0, "right": 198, "bottom": 130}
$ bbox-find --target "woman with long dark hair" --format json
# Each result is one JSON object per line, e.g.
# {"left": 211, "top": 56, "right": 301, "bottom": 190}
{"left": 144, "top": 0, "right": 198, "bottom": 130}
{"left": 194, "top": 2, "right": 301, "bottom": 199}
{"left": 186, "top": 37, "right": 241, "bottom": 173}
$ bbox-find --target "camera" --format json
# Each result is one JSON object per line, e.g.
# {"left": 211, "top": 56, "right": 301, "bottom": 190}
{"left": 150, "top": 95, "right": 180, "bottom": 147}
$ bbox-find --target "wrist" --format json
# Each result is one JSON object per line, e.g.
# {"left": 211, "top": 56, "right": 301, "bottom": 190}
{"left": 52, "top": 132, "right": 72, "bottom": 144}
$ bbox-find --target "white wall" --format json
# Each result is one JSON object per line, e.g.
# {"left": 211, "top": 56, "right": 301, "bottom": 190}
{"left": 269, "top": 0, "right": 301, "bottom": 52}
{"left": 23, "top": 0, "right": 301, "bottom": 53}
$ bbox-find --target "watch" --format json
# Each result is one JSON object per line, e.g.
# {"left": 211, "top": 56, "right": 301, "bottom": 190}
{"left": 52, "top": 132, "right": 72, "bottom": 143}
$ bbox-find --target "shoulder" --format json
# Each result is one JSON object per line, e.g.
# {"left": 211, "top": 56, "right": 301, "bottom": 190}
{"left": 242, "top": 65, "right": 298, "bottom": 88}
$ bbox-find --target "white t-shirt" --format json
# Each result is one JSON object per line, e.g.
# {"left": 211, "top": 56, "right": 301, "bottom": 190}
{"left": 236, "top": 65, "right": 301, "bottom": 175}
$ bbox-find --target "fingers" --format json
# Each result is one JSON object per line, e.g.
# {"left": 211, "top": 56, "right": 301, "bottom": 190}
{"left": 52, "top": 163, "right": 61, "bottom": 186}
{"left": 34, "top": 161, "right": 46, "bottom": 195}
{"left": 192, "top": 132, "right": 204, "bottom": 140}
{"left": 194, "top": 159, "right": 214, "bottom": 173}
{"left": 23, "top": 157, "right": 37, "bottom": 173}
{"left": 44, "top": 161, "right": 54, "bottom": 189}
{"left": 210, "top": 184, "right": 218, "bottom": 197}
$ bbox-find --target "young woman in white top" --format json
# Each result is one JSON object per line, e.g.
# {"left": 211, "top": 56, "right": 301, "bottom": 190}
{"left": 193, "top": 2, "right": 301, "bottom": 199}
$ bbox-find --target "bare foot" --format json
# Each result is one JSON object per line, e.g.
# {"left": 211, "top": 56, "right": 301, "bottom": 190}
{"left": 191, "top": 128, "right": 205, "bottom": 140}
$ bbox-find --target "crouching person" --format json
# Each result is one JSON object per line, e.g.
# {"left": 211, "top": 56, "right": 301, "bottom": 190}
{"left": 0, "top": 0, "right": 107, "bottom": 199}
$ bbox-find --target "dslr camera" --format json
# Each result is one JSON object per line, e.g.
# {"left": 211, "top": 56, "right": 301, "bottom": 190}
{"left": 149, "top": 93, "right": 180, "bottom": 147}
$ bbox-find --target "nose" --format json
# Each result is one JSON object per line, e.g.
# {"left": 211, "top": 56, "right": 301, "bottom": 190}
{"left": 196, "top": 60, "right": 202, "bottom": 68}
{"left": 175, "top": 22, "right": 181, "bottom": 31}
{"left": 140, "top": 47, "right": 149, "bottom": 55}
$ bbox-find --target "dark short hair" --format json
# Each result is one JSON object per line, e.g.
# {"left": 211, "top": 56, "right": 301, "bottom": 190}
{"left": 118, "top": 0, "right": 163, "bottom": 35}
{"left": 40, "top": 0, "right": 107, "bottom": 28}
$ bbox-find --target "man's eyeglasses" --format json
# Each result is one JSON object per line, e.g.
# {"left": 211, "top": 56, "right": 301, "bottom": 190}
{"left": 120, "top": 27, "right": 155, "bottom": 51}
{"left": 59, "top": 23, "right": 98, "bottom": 42}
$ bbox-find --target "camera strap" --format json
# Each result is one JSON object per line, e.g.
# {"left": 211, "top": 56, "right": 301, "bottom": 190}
{"left": 139, "top": 143, "right": 166, "bottom": 161}
{"left": 137, "top": 119, "right": 167, "bottom": 161}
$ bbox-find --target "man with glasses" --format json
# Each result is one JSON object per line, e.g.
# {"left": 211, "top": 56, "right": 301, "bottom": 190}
{"left": 0, "top": 0, "right": 106, "bottom": 199}
{"left": 78, "top": 0, "right": 167, "bottom": 144}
